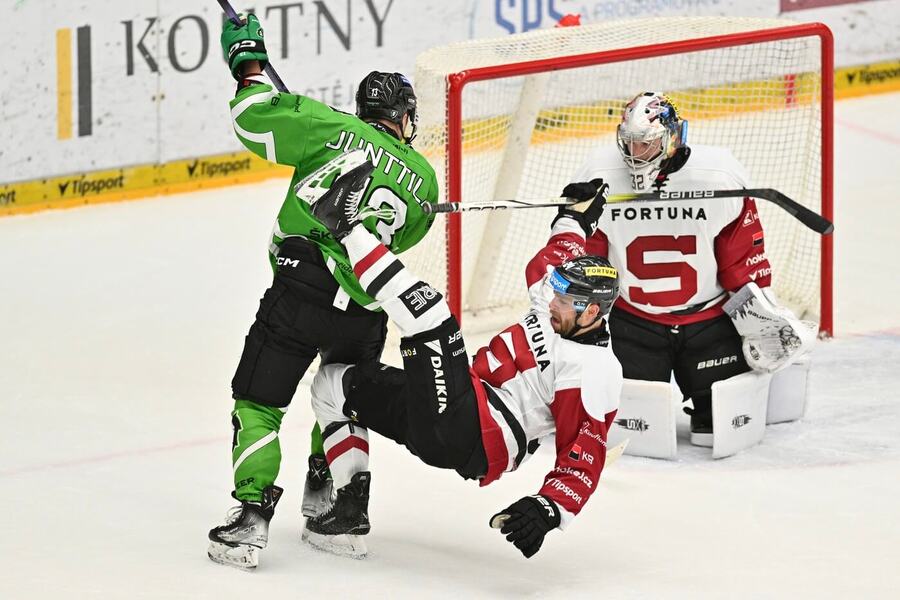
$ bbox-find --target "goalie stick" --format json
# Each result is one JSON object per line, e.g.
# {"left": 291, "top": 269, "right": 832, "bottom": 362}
{"left": 217, "top": 0, "right": 289, "bottom": 92}
{"left": 424, "top": 188, "right": 833, "bottom": 235}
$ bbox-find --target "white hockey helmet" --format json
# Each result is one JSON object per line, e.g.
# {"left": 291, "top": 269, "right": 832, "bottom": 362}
{"left": 617, "top": 92, "right": 687, "bottom": 191}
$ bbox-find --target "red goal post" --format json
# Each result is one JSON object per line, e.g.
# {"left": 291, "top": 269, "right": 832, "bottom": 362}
{"left": 407, "top": 17, "right": 834, "bottom": 336}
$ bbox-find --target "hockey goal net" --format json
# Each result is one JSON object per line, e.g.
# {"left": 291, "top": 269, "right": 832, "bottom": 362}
{"left": 403, "top": 17, "right": 833, "bottom": 336}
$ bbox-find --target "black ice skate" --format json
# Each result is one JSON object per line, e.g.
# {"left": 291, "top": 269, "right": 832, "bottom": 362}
{"left": 688, "top": 410, "right": 714, "bottom": 448}
{"left": 310, "top": 160, "right": 375, "bottom": 240}
{"left": 301, "top": 453, "right": 334, "bottom": 518}
{"left": 302, "top": 472, "right": 371, "bottom": 559}
{"left": 207, "top": 485, "right": 283, "bottom": 570}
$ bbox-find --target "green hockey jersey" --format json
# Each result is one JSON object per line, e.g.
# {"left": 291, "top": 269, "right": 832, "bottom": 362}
{"left": 230, "top": 82, "right": 439, "bottom": 309}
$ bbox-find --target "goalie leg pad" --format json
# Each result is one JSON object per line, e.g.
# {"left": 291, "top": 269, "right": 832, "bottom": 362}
{"left": 766, "top": 356, "right": 811, "bottom": 424}
{"left": 711, "top": 371, "right": 772, "bottom": 458}
{"left": 608, "top": 379, "right": 677, "bottom": 459}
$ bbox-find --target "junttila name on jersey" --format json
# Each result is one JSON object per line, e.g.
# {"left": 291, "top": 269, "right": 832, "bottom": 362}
{"left": 325, "top": 130, "right": 428, "bottom": 200}
{"left": 608, "top": 206, "right": 708, "bottom": 222}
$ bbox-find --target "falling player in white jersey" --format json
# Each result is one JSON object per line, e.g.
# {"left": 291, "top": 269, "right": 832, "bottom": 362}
{"left": 297, "top": 167, "right": 622, "bottom": 559}
{"left": 571, "top": 92, "right": 815, "bottom": 451}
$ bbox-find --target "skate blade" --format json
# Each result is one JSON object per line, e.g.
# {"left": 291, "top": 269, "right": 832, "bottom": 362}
{"left": 301, "top": 527, "right": 368, "bottom": 559}
{"left": 207, "top": 541, "right": 259, "bottom": 571}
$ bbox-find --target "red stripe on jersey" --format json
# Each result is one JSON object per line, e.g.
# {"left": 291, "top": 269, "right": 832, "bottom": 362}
{"left": 470, "top": 369, "right": 509, "bottom": 487}
{"left": 353, "top": 244, "right": 389, "bottom": 279}
{"left": 325, "top": 436, "right": 369, "bottom": 464}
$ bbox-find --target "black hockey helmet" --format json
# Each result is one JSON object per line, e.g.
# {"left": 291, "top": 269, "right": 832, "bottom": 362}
{"left": 356, "top": 71, "right": 418, "bottom": 143}
{"left": 549, "top": 256, "right": 619, "bottom": 316}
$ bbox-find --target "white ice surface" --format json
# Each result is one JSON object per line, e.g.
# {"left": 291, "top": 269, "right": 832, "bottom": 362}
{"left": 1, "top": 94, "right": 899, "bottom": 599}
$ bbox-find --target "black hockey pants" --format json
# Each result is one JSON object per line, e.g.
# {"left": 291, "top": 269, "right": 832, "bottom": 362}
{"left": 232, "top": 238, "right": 388, "bottom": 408}
{"left": 341, "top": 316, "right": 489, "bottom": 480}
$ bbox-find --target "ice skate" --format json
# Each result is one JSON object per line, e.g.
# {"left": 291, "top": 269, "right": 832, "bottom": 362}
{"left": 302, "top": 471, "right": 370, "bottom": 559}
{"left": 301, "top": 453, "right": 334, "bottom": 518}
{"left": 688, "top": 410, "right": 714, "bottom": 448}
{"left": 207, "top": 485, "right": 282, "bottom": 570}
{"left": 309, "top": 156, "right": 375, "bottom": 240}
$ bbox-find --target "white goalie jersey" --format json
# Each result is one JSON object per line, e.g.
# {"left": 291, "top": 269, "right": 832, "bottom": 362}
{"left": 469, "top": 218, "right": 623, "bottom": 525}
{"left": 572, "top": 144, "right": 773, "bottom": 326}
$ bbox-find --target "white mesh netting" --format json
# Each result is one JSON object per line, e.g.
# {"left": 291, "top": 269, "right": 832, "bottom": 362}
{"left": 404, "top": 16, "right": 827, "bottom": 324}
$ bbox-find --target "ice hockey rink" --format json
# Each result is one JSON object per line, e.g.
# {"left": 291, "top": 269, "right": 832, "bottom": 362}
{"left": 1, "top": 92, "right": 898, "bottom": 599}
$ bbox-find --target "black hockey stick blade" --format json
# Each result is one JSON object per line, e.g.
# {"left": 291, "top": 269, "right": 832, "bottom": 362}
{"left": 217, "top": 0, "right": 289, "bottom": 93}
{"left": 607, "top": 188, "right": 834, "bottom": 235}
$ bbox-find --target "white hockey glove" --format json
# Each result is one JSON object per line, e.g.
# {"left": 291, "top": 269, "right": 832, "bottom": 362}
{"left": 723, "top": 282, "right": 817, "bottom": 373}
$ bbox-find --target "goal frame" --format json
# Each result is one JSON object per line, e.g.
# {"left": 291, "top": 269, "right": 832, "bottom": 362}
{"left": 442, "top": 22, "right": 834, "bottom": 337}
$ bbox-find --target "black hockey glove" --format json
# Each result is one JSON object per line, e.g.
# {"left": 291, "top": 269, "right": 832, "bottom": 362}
{"left": 490, "top": 495, "right": 561, "bottom": 558}
{"left": 551, "top": 178, "right": 609, "bottom": 237}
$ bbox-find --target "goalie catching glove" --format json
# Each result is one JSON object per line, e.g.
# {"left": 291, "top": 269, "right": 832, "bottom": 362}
{"left": 724, "top": 282, "right": 817, "bottom": 373}
{"left": 552, "top": 178, "right": 609, "bottom": 237}
{"left": 220, "top": 13, "right": 268, "bottom": 79}
{"left": 490, "top": 495, "right": 561, "bottom": 558}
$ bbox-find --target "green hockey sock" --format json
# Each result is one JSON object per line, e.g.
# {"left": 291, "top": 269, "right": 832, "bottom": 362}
{"left": 231, "top": 400, "right": 285, "bottom": 502}
{"left": 310, "top": 421, "right": 325, "bottom": 456}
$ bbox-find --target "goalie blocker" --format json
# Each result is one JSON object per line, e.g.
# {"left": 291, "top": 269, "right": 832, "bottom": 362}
{"left": 609, "top": 282, "right": 815, "bottom": 459}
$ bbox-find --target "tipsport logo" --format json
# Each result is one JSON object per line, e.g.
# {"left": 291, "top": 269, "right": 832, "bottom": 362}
{"left": 495, "top": 0, "right": 565, "bottom": 34}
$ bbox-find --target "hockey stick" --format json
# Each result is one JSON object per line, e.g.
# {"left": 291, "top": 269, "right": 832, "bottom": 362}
{"left": 424, "top": 188, "right": 833, "bottom": 235}
{"left": 217, "top": 0, "right": 289, "bottom": 93}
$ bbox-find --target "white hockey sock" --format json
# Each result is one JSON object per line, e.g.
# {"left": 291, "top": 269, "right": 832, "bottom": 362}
{"left": 344, "top": 226, "right": 450, "bottom": 336}
{"left": 322, "top": 422, "right": 369, "bottom": 490}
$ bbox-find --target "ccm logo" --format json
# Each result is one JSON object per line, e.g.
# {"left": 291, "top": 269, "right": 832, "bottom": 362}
{"left": 276, "top": 257, "right": 300, "bottom": 268}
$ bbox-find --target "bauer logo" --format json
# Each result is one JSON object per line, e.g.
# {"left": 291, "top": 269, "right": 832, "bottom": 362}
{"left": 495, "top": 0, "right": 564, "bottom": 34}
{"left": 732, "top": 415, "right": 752, "bottom": 429}
{"left": 696, "top": 356, "right": 738, "bottom": 370}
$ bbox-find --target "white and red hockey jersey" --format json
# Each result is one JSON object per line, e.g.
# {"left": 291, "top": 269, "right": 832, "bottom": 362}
{"left": 572, "top": 144, "right": 772, "bottom": 326}
{"left": 468, "top": 218, "right": 623, "bottom": 527}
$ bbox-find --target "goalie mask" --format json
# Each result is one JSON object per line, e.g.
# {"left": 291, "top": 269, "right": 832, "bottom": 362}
{"left": 617, "top": 92, "right": 688, "bottom": 191}
{"left": 356, "top": 71, "right": 418, "bottom": 144}
{"left": 549, "top": 256, "right": 619, "bottom": 340}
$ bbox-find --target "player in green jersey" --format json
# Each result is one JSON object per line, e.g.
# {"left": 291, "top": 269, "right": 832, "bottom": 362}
{"left": 208, "top": 14, "right": 439, "bottom": 570}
